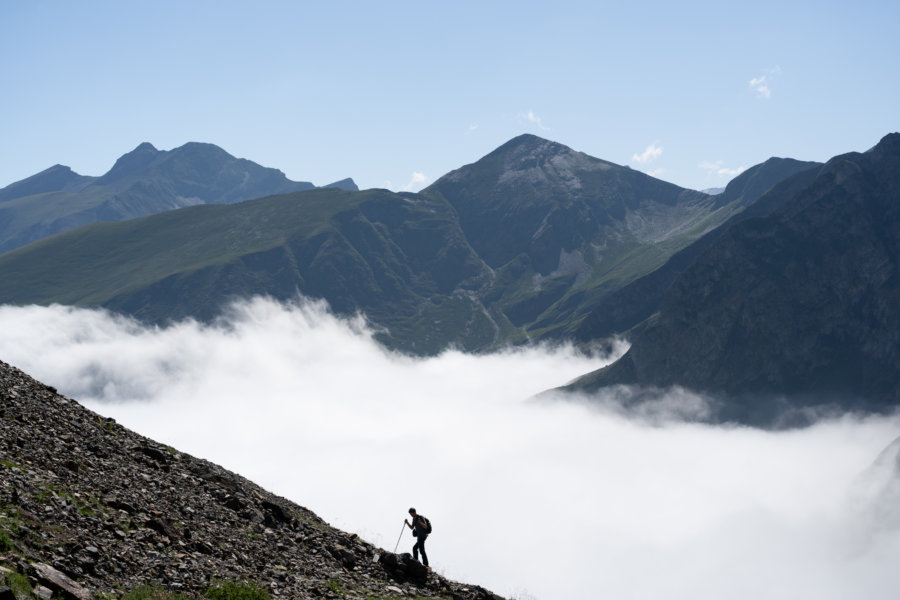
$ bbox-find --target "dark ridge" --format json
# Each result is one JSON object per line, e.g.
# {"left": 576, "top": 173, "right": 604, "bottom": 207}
{"left": 564, "top": 132, "right": 900, "bottom": 426}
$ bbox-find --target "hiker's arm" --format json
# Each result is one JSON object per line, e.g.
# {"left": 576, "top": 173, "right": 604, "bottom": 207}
{"left": 404, "top": 519, "right": 412, "bottom": 529}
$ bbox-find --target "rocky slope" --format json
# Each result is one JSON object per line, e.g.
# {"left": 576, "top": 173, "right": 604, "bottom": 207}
{"left": 0, "top": 142, "right": 356, "bottom": 254}
{"left": 0, "top": 359, "right": 503, "bottom": 600}
{"left": 565, "top": 133, "right": 900, "bottom": 426}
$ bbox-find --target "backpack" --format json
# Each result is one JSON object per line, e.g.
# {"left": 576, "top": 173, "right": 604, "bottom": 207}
{"left": 420, "top": 515, "right": 432, "bottom": 534}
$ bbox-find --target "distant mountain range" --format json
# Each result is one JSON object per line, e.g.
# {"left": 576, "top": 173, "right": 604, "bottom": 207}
{"left": 0, "top": 134, "right": 803, "bottom": 355}
{"left": 0, "top": 142, "right": 357, "bottom": 253}
{"left": 1, "top": 132, "right": 896, "bottom": 425}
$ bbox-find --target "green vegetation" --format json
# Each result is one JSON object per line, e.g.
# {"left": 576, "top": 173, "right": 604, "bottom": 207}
{"left": 204, "top": 579, "right": 270, "bottom": 600}
{"left": 0, "top": 459, "right": 21, "bottom": 470}
{"left": 1, "top": 569, "right": 35, "bottom": 599}
{"left": 114, "top": 580, "right": 270, "bottom": 600}
{"left": 119, "top": 584, "right": 196, "bottom": 600}
{"left": 0, "top": 529, "right": 12, "bottom": 551}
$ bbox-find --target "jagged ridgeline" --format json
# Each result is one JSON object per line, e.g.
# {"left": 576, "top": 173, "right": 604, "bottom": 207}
{"left": 0, "top": 142, "right": 358, "bottom": 255}
{"left": 0, "top": 135, "right": 816, "bottom": 354}
{"left": 0, "top": 359, "right": 503, "bottom": 600}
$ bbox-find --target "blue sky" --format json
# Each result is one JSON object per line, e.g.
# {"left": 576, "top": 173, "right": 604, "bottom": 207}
{"left": 2, "top": 0, "right": 898, "bottom": 193}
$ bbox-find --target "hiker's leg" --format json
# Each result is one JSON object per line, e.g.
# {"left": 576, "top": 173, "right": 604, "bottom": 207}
{"left": 418, "top": 535, "right": 428, "bottom": 567}
{"left": 413, "top": 536, "right": 428, "bottom": 565}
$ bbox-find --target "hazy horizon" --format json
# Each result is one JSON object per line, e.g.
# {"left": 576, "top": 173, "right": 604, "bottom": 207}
{"left": 2, "top": 297, "right": 899, "bottom": 599}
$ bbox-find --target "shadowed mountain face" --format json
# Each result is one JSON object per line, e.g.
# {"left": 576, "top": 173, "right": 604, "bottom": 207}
{"left": 0, "top": 135, "right": 819, "bottom": 355}
{"left": 0, "top": 142, "right": 356, "bottom": 253}
{"left": 566, "top": 133, "right": 900, "bottom": 425}
{"left": 573, "top": 157, "right": 823, "bottom": 342}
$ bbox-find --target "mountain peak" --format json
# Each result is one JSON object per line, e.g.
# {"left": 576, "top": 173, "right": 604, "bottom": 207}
{"left": 489, "top": 133, "right": 575, "bottom": 162}
{"left": 867, "top": 131, "right": 900, "bottom": 157}
{"left": 323, "top": 177, "right": 359, "bottom": 191}
{"left": 431, "top": 135, "right": 614, "bottom": 193}
{"left": 99, "top": 142, "right": 161, "bottom": 183}
{"left": 714, "top": 156, "right": 822, "bottom": 209}
{"left": 0, "top": 164, "right": 87, "bottom": 203}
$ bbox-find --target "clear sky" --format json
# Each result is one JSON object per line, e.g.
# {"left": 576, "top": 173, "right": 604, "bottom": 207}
{"left": 2, "top": 0, "right": 898, "bottom": 193}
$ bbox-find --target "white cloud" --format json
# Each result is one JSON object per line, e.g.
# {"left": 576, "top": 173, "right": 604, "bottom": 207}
{"left": 700, "top": 159, "right": 746, "bottom": 178}
{"left": 2, "top": 299, "right": 900, "bottom": 600}
{"left": 519, "top": 109, "right": 550, "bottom": 131}
{"left": 402, "top": 171, "right": 428, "bottom": 192}
{"left": 750, "top": 67, "right": 781, "bottom": 99}
{"left": 632, "top": 142, "right": 664, "bottom": 164}
{"left": 466, "top": 123, "right": 479, "bottom": 135}
{"left": 749, "top": 75, "right": 771, "bottom": 99}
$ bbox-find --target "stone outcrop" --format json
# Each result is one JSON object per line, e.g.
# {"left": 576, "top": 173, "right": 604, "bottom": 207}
{"left": 0, "top": 359, "right": 503, "bottom": 600}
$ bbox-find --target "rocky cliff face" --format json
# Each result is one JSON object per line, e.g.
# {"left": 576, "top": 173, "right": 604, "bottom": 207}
{"left": 565, "top": 133, "right": 900, "bottom": 426}
{"left": 0, "top": 359, "right": 503, "bottom": 600}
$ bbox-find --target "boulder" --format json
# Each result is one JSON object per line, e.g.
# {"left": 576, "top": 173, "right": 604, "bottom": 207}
{"left": 32, "top": 563, "right": 92, "bottom": 600}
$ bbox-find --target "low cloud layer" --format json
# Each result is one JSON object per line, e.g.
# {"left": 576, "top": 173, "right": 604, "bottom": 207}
{"left": 2, "top": 298, "right": 899, "bottom": 599}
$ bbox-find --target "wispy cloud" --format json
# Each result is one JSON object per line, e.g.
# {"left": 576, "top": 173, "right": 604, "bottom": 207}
{"left": 632, "top": 142, "right": 663, "bottom": 164}
{"left": 700, "top": 160, "right": 746, "bottom": 177}
{"left": 466, "top": 123, "right": 479, "bottom": 135}
{"left": 402, "top": 171, "right": 428, "bottom": 192}
{"left": 749, "top": 75, "right": 771, "bottom": 99}
{"left": 750, "top": 67, "right": 781, "bottom": 99}
{"left": 519, "top": 109, "right": 550, "bottom": 131}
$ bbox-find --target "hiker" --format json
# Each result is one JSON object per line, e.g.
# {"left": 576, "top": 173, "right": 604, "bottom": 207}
{"left": 404, "top": 507, "right": 429, "bottom": 567}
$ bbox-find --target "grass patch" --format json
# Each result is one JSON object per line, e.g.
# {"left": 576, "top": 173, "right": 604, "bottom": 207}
{"left": 326, "top": 579, "right": 343, "bottom": 594}
{"left": 0, "top": 529, "right": 13, "bottom": 551}
{"left": 2, "top": 570, "right": 35, "bottom": 598}
{"left": 204, "top": 579, "right": 270, "bottom": 600}
{"left": 119, "top": 584, "right": 196, "bottom": 600}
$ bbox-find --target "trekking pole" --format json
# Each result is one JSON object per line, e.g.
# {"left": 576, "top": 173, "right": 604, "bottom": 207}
{"left": 393, "top": 521, "right": 406, "bottom": 554}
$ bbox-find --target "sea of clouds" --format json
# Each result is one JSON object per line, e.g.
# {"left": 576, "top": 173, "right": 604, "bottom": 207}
{"left": 1, "top": 297, "right": 899, "bottom": 600}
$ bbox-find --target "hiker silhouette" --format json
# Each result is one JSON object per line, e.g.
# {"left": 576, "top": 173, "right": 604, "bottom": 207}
{"left": 404, "top": 507, "right": 430, "bottom": 567}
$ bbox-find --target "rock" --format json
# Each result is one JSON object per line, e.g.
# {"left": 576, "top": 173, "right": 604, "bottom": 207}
{"left": 0, "top": 586, "right": 17, "bottom": 600}
{"left": 34, "top": 586, "right": 53, "bottom": 600}
{"left": 135, "top": 445, "right": 170, "bottom": 464}
{"left": 32, "top": 563, "right": 93, "bottom": 600}
{"left": 378, "top": 553, "right": 428, "bottom": 585}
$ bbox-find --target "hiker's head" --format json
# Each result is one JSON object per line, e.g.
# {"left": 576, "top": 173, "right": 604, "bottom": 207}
{"left": 408, "top": 507, "right": 417, "bottom": 516}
